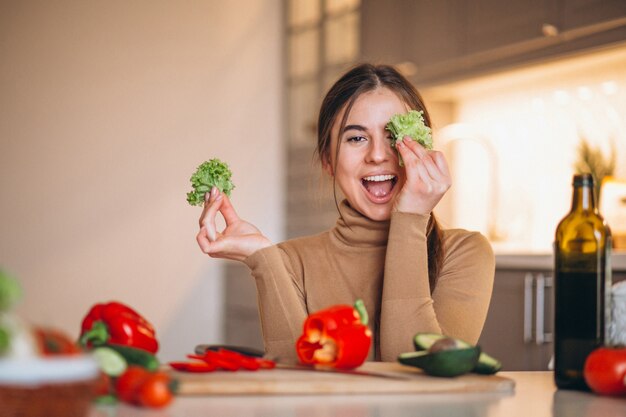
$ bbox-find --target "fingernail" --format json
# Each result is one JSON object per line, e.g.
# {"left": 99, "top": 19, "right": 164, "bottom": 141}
{"left": 403, "top": 136, "right": 411, "bottom": 144}
{"left": 211, "top": 187, "right": 218, "bottom": 197}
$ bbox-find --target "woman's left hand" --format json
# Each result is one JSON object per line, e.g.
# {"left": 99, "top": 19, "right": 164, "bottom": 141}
{"left": 393, "top": 136, "right": 451, "bottom": 215}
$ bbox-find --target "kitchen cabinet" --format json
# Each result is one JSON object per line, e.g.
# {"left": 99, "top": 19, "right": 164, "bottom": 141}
{"left": 360, "top": 0, "right": 626, "bottom": 86}
{"left": 480, "top": 262, "right": 626, "bottom": 371}
{"left": 478, "top": 268, "right": 554, "bottom": 371}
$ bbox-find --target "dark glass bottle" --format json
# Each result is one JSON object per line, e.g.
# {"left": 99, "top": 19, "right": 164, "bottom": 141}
{"left": 554, "top": 174, "right": 612, "bottom": 390}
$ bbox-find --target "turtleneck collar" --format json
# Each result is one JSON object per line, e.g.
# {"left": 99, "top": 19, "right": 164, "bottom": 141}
{"left": 330, "top": 199, "right": 390, "bottom": 248}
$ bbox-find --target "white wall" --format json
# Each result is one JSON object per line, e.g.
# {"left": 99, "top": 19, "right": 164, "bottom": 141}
{"left": 0, "top": 1, "right": 283, "bottom": 361}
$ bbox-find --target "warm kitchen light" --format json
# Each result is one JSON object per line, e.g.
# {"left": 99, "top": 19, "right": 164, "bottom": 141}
{"left": 531, "top": 97, "right": 545, "bottom": 111}
{"left": 577, "top": 86, "right": 593, "bottom": 100}
{"left": 553, "top": 89, "right": 570, "bottom": 105}
{"left": 601, "top": 80, "right": 619, "bottom": 95}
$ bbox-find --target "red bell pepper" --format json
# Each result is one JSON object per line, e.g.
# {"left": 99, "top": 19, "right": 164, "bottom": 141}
{"left": 79, "top": 301, "right": 159, "bottom": 354}
{"left": 296, "top": 299, "right": 371, "bottom": 370}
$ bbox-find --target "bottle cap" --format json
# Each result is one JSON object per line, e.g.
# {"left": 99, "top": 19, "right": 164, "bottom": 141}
{"left": 573, "top": 173, "right": 594, "bottom": 186}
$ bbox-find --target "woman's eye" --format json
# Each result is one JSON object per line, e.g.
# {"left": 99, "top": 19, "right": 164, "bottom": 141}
{"left": 347, "top": 136, "right": 366, "bottom": 143}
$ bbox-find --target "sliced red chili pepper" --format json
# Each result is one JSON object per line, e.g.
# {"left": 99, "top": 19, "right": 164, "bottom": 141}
{"left": 169, "top": 361, "right": 217, "bottom": 373}
{"left": 188, "top": 351, "right": 240, "bottom": 371}
{"left": 217, "top": 349, "right": 260, "bottom": 371}
{"left": 255, "top": 358, "right": 276, "bottom": 369}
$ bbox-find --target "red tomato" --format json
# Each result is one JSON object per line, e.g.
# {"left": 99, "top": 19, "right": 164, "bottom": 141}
{"left": 33, "top": 327, "right": 81, "bottom": 355}
{"left": 93, "top": 372, "right": 113, "bottom": 396}
{"left": 583, "top": 347, "right": 626, "bottom": 396}
{"left": 115, "top": 366, "right": 150, "bottom": 403}
{"left": 136, "top": 372, "right": 174, "bottom": 408}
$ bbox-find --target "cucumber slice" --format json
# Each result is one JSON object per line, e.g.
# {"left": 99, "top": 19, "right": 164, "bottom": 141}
{"left": 412, "top": 333, "right": 502, "bottom": 375}
{"left": 398, "top": 347, "right": 480, "bottom": 377}
{"left": 105, "top": 344, "right": 160, "bottom": 371}
{"left": 92, "top": 346, "right": 128, "bottom": 377}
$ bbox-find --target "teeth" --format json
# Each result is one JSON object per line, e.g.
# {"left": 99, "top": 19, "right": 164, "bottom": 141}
{"left": 363, "top": 174, "right": 395, "bottom": 182}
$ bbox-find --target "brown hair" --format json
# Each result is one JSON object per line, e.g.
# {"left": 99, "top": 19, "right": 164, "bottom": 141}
{"left": 315, "top": 63, "right": 444, "bottom": 292}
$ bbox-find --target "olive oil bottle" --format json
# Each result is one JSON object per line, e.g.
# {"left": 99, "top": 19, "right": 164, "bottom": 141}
{"left": 554, "top": 174, "right": 612, "bottom": 390}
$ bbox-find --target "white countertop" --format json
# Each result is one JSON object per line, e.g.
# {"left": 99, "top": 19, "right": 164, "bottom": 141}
{"left": 87, "top": 371, "right": 625, "bottom": 417}
{"left": 496, "top": 252, "right": 626, "bottom": 271}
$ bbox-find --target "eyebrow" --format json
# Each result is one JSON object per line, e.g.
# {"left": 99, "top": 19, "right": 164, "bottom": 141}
{"left": 342, "top": 124, "right": 367, "bottom": 133}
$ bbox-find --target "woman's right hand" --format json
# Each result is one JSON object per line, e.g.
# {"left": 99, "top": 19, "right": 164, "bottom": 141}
{"left": 196, "top": 187, "right": 272, "bottom": 262}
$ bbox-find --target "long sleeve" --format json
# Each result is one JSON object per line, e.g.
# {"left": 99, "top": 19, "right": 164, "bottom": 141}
{"left": 243, "top": 245, "right": 308, "bottom": 362}
{"left": 379, "top": 211, "right": 495, "bottom": 361}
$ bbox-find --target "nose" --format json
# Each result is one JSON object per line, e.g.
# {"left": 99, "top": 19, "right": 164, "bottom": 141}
{"left": 365, "top": 135, "right": 390, "bottom": 164}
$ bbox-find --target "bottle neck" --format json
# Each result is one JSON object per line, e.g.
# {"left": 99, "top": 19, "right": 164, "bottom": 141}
{"left": 571, "top": 184, "right": 596, "bottom": 212}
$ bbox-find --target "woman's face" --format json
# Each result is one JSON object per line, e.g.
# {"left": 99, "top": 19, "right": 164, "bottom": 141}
{"left": 325, "top": 87, "right": 409, "bottom": 221}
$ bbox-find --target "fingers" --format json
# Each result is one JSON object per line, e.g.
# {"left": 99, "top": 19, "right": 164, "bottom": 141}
{"left": 199, "top": 187, "right": 224, "bottom": 241}
{"left": 217, "top": 193, "right": 241, "bottom": 225}
{"left": 199, "top": 234, "right": 272, "bottom": 262}
{"left": 397, "top": 137, "right": 450, "bottom": 184}
{"left": 196, "top": 227, "right": 212, "bottom": 253}
{"left": 431, "top": 150, "right": 451, "bottom": 179}
{"left": 202, "top": 236, "right": 244, "bottom": 262}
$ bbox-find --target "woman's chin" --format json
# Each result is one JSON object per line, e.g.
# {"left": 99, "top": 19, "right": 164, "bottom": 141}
{"left": 356, "top": 196, "right": 394, "bottom": 221}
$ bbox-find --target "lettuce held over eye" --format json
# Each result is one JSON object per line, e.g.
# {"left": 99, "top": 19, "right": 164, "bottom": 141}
{"left": 186, "top": 158, "right": 235, "bottom": 206}
{"left": 385, "top": 110, "right": 433, "bottom": 166}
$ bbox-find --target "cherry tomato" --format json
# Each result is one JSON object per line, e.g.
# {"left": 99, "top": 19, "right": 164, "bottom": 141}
{"left": 33, "top": 327, "right": 81, "bottom": 355}
{"left": 93, "top": 372, "right": 113, "bottom": 396}
{"left": 583, "top": 347, "right": 626, "bottom": 396}
{"left": 136, "top": 372, "right": 174, "bottom": 408}
{"left": 115, "top": 366, "right": 150, "bottom": 403}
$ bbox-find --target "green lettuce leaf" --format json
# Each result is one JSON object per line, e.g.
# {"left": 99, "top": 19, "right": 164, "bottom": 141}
{"left": 186, "top": 158, "right": 235, "bottom": 206}
{"left": 385, "top": 110, "right": 433, "bottom": 166}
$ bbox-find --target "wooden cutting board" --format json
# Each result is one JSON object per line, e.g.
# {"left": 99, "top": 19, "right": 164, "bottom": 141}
{"left": 172, "top": 362, "right": 515, "bottom": 395}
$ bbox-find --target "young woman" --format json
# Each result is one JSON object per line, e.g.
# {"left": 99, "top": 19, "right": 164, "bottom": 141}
{"left": 196, "top": 63, "right": 495, "bottom": 362}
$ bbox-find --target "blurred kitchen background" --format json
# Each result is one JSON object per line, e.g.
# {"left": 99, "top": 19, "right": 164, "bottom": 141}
{"left": 1, "top": 1, "right": 625, "bottom": 368}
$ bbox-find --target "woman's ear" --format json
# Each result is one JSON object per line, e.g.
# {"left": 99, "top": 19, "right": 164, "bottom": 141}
{"left": 322, "top": 155, "right": 334, "bottom": 177}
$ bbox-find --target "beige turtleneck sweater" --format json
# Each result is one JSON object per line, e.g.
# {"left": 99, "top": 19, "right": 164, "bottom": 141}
{"left": 243, "top": 200, "right": 495, "bottom": 362}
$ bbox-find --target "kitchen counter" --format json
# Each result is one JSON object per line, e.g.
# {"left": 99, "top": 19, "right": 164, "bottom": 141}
{"left": 496, "top": 252, "right": 626, "bottom": 271}
{"left": 88, "top": 372, "right": 625, "bottom": 417}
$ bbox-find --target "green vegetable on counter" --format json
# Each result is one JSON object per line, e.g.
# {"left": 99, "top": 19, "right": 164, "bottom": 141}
{"left": 398, "top": 346, "right": 481, "bottom": 377}
{"left": 186, "top": 158, "right": 235, "bottom": 206}
{"left": 92, "top": 346, "right": 128, "bottom": 377}
{"left": 0, "top": 269, "right": 22, "bottom": 312}
{"left": 0, "top": 326, "right": 10, "bottom": 355}
{"left": 385, "top": 110, "right": 433, "bottom": 166}
{"left": 412, "top": 333, "right": 502, "bottom": 375}
{"left": 105, "top": 343, "right": 160, "bottom": 371}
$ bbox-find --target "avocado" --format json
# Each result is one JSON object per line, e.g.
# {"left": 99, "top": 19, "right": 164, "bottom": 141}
{"left": 398, "top": 346, "right": 481, "bottom": 377}
{"left": 413, "top": 333, "right": 502, "bottom": 375}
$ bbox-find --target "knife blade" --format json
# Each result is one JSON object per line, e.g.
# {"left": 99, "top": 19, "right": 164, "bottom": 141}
{"left": 194, "top": 344, "right": 265, "bottom": 358}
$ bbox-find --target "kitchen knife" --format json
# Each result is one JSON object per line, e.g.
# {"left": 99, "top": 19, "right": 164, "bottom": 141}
{"left": 194, "top": 344, "right": 265, "bottom": 358}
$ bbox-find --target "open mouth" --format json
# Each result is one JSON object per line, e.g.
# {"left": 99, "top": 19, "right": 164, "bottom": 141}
{"left": 361, "top": 174, "right": 398, "bottom": 200}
